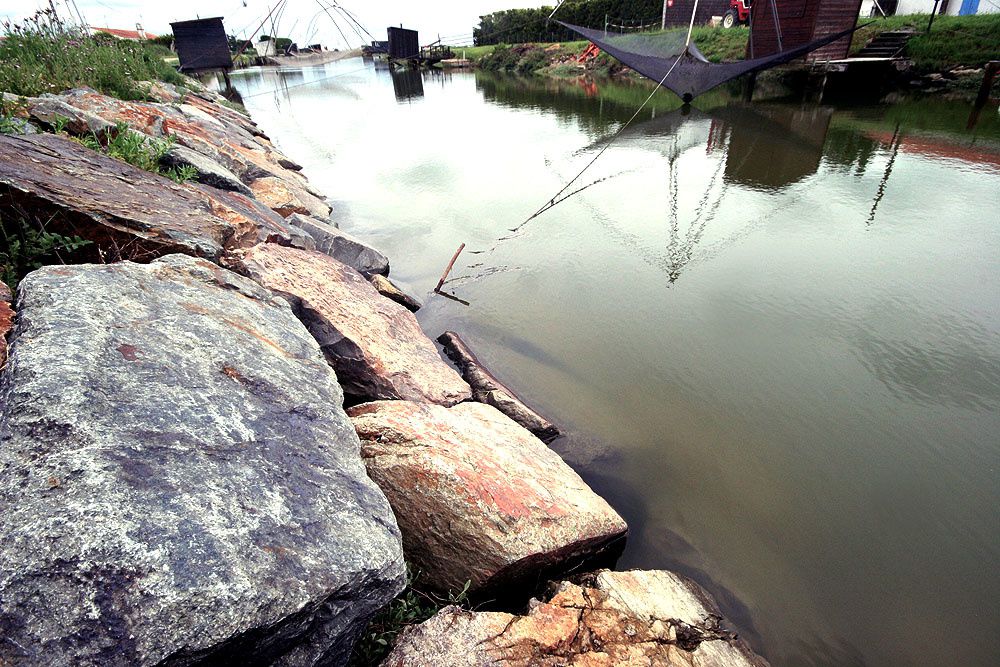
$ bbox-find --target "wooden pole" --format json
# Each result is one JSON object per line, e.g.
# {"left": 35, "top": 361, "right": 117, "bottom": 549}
{"left": 434, "top": 243, "right": 465, "bottom": 293}
{"left": 685, "top": 0, "right": 701, "bottom": 48}
{"left": 974, "top": 61, "right": 1000, "bottom": 108}
{"left": 927, "top": 0, "right": 940, "bottom": 33}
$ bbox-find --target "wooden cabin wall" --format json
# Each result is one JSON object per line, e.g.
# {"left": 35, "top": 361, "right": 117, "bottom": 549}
{"left": 749, "top": 0, "right": 863, "bottom": 61}
{"left": 812, "top": 0, "right": 865, "bottom": 60}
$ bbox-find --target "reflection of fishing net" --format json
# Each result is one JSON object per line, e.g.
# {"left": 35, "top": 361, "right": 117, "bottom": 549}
{"left": 557, "top": 21, "right": 865, "bottom": 102}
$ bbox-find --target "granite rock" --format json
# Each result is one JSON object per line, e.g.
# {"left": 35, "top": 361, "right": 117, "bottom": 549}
{"left": 0, "top": 255, "right": 405, "bottom": 666}
{"left": 384, "top": 570, "right": 769, "bottom": 667}
{"left": 233, "top": 243, "right": 470, "bottom": 405}
{"left": 348, "top": 400, "right": 627, "bottom": 594}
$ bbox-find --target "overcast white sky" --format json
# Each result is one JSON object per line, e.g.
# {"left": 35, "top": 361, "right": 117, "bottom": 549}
{"left": 0, "top": 1, "right": 549, "bottom": 47}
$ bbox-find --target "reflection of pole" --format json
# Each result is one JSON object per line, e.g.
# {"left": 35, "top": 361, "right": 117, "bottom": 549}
{"left": 927, "top": 0, "right": 940, "bottom": 32}
{"left": 867, "top": 125, "right": 900, "bottom": 226}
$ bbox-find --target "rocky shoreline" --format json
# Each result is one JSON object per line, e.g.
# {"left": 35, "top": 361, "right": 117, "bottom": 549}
{"left": 0, "top": 78, "right": 768, "bottom": 666}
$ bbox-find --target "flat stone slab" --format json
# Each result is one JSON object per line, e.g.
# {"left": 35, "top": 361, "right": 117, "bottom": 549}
{"left": 384, "top": 569, "right": 770, "bottom": 666}
{"left": 348, "top": 400, "right": 627, "bottom": 594}
{"left": 287, "top": 213, "right": 390, "bottom": 278}
{"left": 0, "top": 134, "right": 302, "bottom": 261}
{"left": 0, "top": 255, "right": 405, "bottom": 666}
{"left": 234, "top": 243, "right": 470, "bottom": 405}
{"left": 161, "top": 144, "right": 253, "bottom": 196}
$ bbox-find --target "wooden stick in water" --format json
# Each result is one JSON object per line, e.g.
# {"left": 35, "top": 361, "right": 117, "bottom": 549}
{"left": 434, "top": 243, "right": 466, "bottom": 293}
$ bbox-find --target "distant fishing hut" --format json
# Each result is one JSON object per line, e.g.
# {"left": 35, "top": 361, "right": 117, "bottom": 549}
{"left": 170, "top": 17, "right": 235, "bottom": 92}
{"left": 387, "top": 26, "right": 452, "bottom": 68}
{"left": 170, "top": 17, "right": 233, "bottom": 73}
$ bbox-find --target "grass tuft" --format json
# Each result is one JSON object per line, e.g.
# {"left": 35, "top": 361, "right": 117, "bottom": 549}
{"left": 79, "top": 122, "right": 196, "bottom": 184}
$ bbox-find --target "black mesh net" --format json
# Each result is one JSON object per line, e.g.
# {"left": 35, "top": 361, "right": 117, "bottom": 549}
{"left": 557, "top": 21, "right": 865, "bottom": 102}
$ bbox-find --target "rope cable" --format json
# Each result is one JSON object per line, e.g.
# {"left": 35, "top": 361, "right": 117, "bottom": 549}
{"left": 508, "top": 48, "right": 685, "bottom": 233}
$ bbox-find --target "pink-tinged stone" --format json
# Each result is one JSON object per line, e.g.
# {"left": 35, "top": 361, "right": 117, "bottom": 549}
{"left": 1, "top": 281, "right": 12, "bottom": 368}
{"left": 347, "top": 400, "right": 627, "bottom": 593}
{"left": 233, "top": 244, "right": 470, "bottom": 405}
{"left": 248, "top": 176, "right": 330, "bottom": 219}
{"left": 50, "top": 89, "right": 330, "bottom": 218}
{"left": 384, "top": 570, "right": 770, "bottom": 667}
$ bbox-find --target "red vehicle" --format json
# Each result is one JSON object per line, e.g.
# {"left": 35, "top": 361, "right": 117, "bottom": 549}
{"left": 722, "top": 0, "right": 752, "bottom": 28}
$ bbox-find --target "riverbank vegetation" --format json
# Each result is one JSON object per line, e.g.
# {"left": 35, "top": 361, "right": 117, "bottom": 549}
{"left": 465, "top": 10, "right": 999, "bottom": 77}
{"left": 0, "top": 8, "right": 183, "bottom": 101}
{"left": 851, "top": 13, "right": 1000, "bottom": 71}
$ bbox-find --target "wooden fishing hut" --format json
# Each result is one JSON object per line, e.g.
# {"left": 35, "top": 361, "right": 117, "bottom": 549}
{"left": 387, "top": 26, "right": 452, "bottom": 68}
{"left": 170, "top": 17, "right": 233, "bottom": 74}
{"left": 749, "top": 0, "right": 864, "bottom": 61}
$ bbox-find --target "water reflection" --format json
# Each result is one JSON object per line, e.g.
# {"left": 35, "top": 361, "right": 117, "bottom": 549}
{"left": 390, "top": 67, "right": 424, "bottom": 102}
{"left": 716, "top": 105, "right": 833, "bottom": 189}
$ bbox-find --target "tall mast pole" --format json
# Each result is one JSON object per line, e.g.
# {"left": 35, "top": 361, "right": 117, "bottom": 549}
{"left": 685, "top": 0, "right": 700, "bottom": 47}
{"left": 662, "top": 0, "right": 668, "bottom": 30}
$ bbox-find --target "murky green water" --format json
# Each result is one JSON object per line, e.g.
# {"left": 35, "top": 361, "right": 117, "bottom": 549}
{"left": 227, "top": 60, "right": 1000, "bottom": 667}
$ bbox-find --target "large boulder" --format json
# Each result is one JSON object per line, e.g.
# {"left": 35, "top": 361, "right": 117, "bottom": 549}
{"left": 384, "top": 570, "right": 769, "bottom": 667}
{"left": 0, "top": 133, "right": 304, "bottom": 261}
{"left": 232, "top": 243, "right": 470, "bottom": 405}
{"left": 0, "top": 255, "right": 405, "bottom": 666}
{"left": 286, "top": 213, "right": 390, "bottom": 277}
{"left": 347, "top": 400, "right": 627, "bottom": 594}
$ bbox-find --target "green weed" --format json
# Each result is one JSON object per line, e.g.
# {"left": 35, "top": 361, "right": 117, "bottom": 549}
{"left": 349, "top": 570, "right": 471, "bottom": 667}
{"left": 1, "top": 213, "right": 91, "bottom": 288}
{"left": 78, "top": 121, "right": 197, "bottom": 184}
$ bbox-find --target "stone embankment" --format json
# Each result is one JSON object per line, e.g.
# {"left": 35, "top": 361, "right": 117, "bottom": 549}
{"left": 0, "top": 79, "right": 766, "bottom": 665}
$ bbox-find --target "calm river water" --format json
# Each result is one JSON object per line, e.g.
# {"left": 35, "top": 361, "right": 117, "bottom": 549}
{"left": 227, "top": 59, "right": 1000, "bottom": 667}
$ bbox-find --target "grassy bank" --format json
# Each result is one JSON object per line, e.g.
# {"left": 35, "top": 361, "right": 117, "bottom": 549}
{"left": 457, "top": 14, "right": 999, "bottom": 76}
{"left": 850, "top": 13, "right": 1000, "bottom": 71}
{"left": 0, "top": 9, "right": 183, "bottom": 100}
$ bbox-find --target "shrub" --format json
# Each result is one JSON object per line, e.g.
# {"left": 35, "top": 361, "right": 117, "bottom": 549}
{"left": 516, "top": 48, "right": 549, "bottom": 74}
{"left": 0, "top": 8, "right": 185, "bottom": 101}
{"left": 1, "top": 213, "right": 91, "bottom": 288}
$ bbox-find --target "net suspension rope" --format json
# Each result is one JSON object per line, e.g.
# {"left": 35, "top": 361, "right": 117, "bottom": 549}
{"left": 509, "top": 0, "right": 700, "bottom": 233}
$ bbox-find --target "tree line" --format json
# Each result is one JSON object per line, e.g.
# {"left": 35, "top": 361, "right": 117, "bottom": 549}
{"left": 473, "top": 1, "right": 669, "bottom": 46}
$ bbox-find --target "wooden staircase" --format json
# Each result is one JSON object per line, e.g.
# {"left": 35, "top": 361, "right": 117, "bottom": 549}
{"left": 855, "top": 30, "right": 916, "bottom": 59}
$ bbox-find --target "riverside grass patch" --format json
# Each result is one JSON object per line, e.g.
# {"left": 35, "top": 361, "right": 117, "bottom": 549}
{"left": 0, "top": 8, "right": 184, "bottom": 101}
{"left": 79, "top": 121, "right": 197, "bottom": 185}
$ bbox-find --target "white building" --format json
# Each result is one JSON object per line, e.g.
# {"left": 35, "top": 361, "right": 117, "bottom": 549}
{"left": 861, "top": 0, "right": 999, "bottom": 16}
